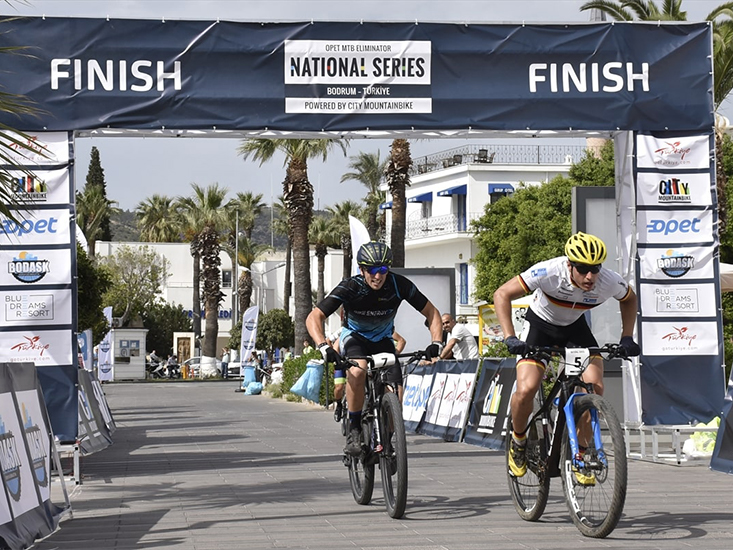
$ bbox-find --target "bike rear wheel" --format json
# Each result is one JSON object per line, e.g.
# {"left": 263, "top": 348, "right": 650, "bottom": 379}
{"left": 560, "top": 394, "right": 627, "bottom": 538}
{"left": 348, "top": 416, "right": 375, "bottom": 505}
{"left": 506, "top": 412, "right": 551, "bottom": 521}
{"left": 379, "top": 392, "right": 408, "bottom": 518}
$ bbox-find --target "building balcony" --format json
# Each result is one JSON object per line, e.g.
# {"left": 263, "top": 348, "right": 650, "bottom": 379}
{"left": 404, "top": 212, "right": 482, "bottom": 241}
{"left": 411, "top": 143, "right": 599, "bottom": 176}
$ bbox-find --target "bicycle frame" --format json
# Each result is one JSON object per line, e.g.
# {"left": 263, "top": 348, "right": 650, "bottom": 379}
{"left": 524, "top": 353, "right": 603, "bottom": 478}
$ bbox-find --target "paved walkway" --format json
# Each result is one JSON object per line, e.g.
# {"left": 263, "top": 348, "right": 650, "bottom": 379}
{"left": 41, "top": 381, "right": 733, "bottom": 550}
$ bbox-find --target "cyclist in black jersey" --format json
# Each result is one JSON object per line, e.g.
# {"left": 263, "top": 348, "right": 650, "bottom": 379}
{"left": 306, "top": 241, "right": 444, "bottom": 456}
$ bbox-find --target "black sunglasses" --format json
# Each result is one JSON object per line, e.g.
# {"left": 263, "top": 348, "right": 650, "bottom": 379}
{"left": 571, "top": 262, "right": 601, "bottom": 275}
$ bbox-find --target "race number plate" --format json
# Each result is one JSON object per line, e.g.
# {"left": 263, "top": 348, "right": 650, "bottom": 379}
{"left": 564, "top": 348, "right": 589, "bottom": 376}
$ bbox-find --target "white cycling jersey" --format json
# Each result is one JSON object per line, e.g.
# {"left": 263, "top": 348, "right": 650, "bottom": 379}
{"left": 518, "top": 256, "right": 632, "bottom": 327}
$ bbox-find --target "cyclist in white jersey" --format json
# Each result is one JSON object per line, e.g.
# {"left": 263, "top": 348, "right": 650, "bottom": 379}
{"left": 493, "top": 232, "right": 640, "bottom": 480}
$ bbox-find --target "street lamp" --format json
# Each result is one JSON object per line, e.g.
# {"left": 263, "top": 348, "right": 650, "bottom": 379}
{"left": 233, "top": 213, "right": 239, "bottom": 324}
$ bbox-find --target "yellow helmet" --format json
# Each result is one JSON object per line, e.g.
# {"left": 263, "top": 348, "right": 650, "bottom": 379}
{"left": 565, "top": 232, "right": 607, "bottom": 265}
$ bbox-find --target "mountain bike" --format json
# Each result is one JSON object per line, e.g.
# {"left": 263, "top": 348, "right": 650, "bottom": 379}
{"left": 506, "top": 344, "right": 628, "bottom": 538}
{"left": 337, "top": 350, "right": 425, "bottom": 519}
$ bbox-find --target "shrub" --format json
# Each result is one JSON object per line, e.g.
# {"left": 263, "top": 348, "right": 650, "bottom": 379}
{"left": 281, "top": 350, "right": 336, "bottom": 406}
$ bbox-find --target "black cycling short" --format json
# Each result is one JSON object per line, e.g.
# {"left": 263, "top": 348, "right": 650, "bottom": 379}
{"left": 341, "top": 332, "right": 402, "bottom": 386}
{"left": 520, "top": 308, "right": 598, "bottom": 349}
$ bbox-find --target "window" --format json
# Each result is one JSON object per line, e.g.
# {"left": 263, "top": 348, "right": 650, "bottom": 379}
{"left": 222, "top": 270, "right": 232, "bottom": 288}
{"left": 459, "top": 263, "right": 469, "bottom": 305}
{"left": 421, "top": 201, "right": 432, "bottom": 219}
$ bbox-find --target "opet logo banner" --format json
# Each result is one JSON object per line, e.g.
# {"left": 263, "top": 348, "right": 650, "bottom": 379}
{"left": 636, "top": 209, "right": 714, "bottom": 245}
{"left": 0, "top": 210, "right": 71, "bottom": 246}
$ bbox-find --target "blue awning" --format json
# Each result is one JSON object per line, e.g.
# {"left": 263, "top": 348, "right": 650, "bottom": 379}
{"left": 437, "top": 184, "right": 467, "bottom": 197}
{"left": 488, "top": 183, "right": 515, "bottom": 194}
{"left": 407, "top": 192, "right": 433, "bottom": 203}
{"left": 379, "top": 201, "right": 393, "bottom": 210}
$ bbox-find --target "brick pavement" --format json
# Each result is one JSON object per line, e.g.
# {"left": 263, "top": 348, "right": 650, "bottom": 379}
{"left": 40, "top": 382, "right": 733, "bottom": 550}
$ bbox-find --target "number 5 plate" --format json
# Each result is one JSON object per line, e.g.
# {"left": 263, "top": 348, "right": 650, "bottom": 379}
{"left": 565, "top": 348, "right": 589, "bottom": 376}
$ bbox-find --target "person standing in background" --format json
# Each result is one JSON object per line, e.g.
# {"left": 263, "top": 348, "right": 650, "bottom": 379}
{"left": 221, "top": 347, "right": 230, "bottom": 379}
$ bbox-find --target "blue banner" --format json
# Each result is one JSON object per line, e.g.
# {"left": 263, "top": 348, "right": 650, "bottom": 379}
{"left": 0, "top": 18, "right": 713, "bottom": 133}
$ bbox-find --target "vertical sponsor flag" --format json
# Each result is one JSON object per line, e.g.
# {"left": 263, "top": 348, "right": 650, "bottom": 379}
{"left": 97, "top": 307, "right": 113, "bottom": 381}
{"left": 240, "top": 306, "right": 259, "bottom": 364}
{"left": 349, "top": 215, "right": 371, "bottom": 276}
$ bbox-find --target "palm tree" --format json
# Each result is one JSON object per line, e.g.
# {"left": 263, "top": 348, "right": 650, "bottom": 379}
{"left": 222, "top": 234, "right": 271, "bottom": 321}
{"left": 580, "top": 0, "right": 733, "bottom": 231}
{"left": 230, "top": 191, "right": 266, "bottom": 239}
{"left": 76, "top": 184, "right": 119, "bottom": 257}
{"left": 272, "top": 196, "right": 293, "bottom": 315}
{"left": 135, "top": 194, "right": 182, "bottom": 242}
{"left": 238, "top": 139, "right": 348, "bottom": 355}
{"left": 340, "top": 151, "right": 387, "bottom": 239}
{"left": 309, "top": 215, "right": 340, "bottom": 303}
{"left": 177, "top": 183, "right": 230, "bottom": 375}
{"left": 327, "top": 200, "right": 362, "bottom": 280}
{"left": 384, "top": 139, "right": 412, "bottom": 268}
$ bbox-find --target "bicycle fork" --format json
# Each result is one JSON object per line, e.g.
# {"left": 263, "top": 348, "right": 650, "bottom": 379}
{"left": 563, "top": 394, "right": 607, "bottom": 469}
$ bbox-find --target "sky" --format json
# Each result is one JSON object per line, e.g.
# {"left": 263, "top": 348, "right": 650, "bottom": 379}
{"left": 1, "top": 0, "right": 730, "bottom": 211}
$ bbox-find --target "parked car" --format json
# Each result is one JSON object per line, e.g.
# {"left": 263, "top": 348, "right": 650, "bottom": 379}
{"left": 182, "top": 356, "right": 222, "bottom": 378}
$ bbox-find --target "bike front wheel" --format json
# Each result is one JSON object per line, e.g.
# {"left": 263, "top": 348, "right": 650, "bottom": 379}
{"left": 506, "top": 412, "right": 551, "bottom": 521}
{"left": 560, "top": 393, "right": 627, "bottom": 538}
{"left": 379, "top": 392, "right": 408, "bottom": 518}
{"left": 348, "top": 416, "right": 375, "bottom": 505}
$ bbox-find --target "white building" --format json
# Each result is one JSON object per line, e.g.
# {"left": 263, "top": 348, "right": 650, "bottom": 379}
{"left": 382, "top": 143, "right": 584, "bottom": 324}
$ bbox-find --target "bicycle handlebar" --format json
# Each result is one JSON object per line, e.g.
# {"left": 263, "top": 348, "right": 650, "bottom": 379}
{"left": 523, "top": 343, "right": 629, "bottom": 361}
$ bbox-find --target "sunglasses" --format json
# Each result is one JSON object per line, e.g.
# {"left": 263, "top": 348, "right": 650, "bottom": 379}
{"left": 571, "top": 262, "right": 601, "bottom": 275}
{"left": 365, "top": 265, "right": 389, "bottom": 275}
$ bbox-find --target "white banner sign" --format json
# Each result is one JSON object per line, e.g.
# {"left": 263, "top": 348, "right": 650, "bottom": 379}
{"left": 240, "top": 305, "right": 259, "bottom": 364}
{"left": 1, "top": 289, "right": 72, "bottom": 326}
{"left": 639, "top": 283, "right": 717, "bottom": 317}
{"left": 636, "top": 134, "right": 710, "bottom": 170}
{"left": 0, "top": 248, "right": 72, "bottom": 287}
{"left": 636, "top": 209, "right": 714, "bottom": 245}
{"left": 636, "top": 172, "right": 712, "bottom": 207}
{"left": 641, "top": 321, "right": 719, "bottom": 355}
{"left": 0, "top": 132, "right": 69, "bottom": 166}
{"left": 0, "top": 330, "right": 73, "bottom": 365}
{"left": 0, "top": 209, "right": 71, "bottom": 246}
{"left": 97, "top": 306, "right": 113, "bottom": 381}
{"left": 638, "top": 245, "right": 714, "bottom": 281}
{"left": 402, "top": 372, "right": 432, "bottom": 423}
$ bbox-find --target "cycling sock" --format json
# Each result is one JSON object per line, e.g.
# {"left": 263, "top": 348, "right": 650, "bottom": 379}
{"left": 512, "top": 431, "right": 527, "bottom": 446}
{"left": 349, "top": 411, "right": 362, "bottom": 431}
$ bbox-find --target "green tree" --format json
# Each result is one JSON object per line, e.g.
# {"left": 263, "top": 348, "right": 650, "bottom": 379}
{"left": 385, "top": 139, "right": 412, "bottom": 267}
{"left": 567, "top": 141, "right": 615, "bottom": 186}
{"left": 84, "top": 146, "right": 112, "bottom": 241}
{"left": 340, "top": 150, "right": 386, "bottom": 239}
{"left": 473, "top": 176, "right": 574, "bottom": 302}
{"left": 142, "top": 302, "right": 193, "bottom": 357}
{"left": 177, "top": 183, "right": 230, "bottom": 368}
{"left": 99, "top": 245, "right": 169, "bottom": 326}
{"left": 76, "top": 182, "right": 119, "bottom": 257}
{"left": 222, "top": 234, "right": 271, "bottom": 321}
{"left": 718, "top": 133, "right": 733, "bottom": 372}
{"left": 309, "top": 215, "right": 340, "bottom": 304}
{"left": 136, "top": 194, "right": 182, "bottom": 242}
{"left": 76, "top": 244, "right": 112, "bottom": 345}
{"left": 230, "top": 191, "right": 266, "bottom": 239}
{"left": 238, "top": 138, "right": 348, "bottom": 355}
{"left": 229, "top": 308, "right": 294, "bottom": 355}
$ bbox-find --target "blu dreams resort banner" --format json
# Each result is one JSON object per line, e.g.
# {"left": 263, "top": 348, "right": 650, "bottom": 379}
{"left": 0, "top": 18, "right": 714, "bottom": 133}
